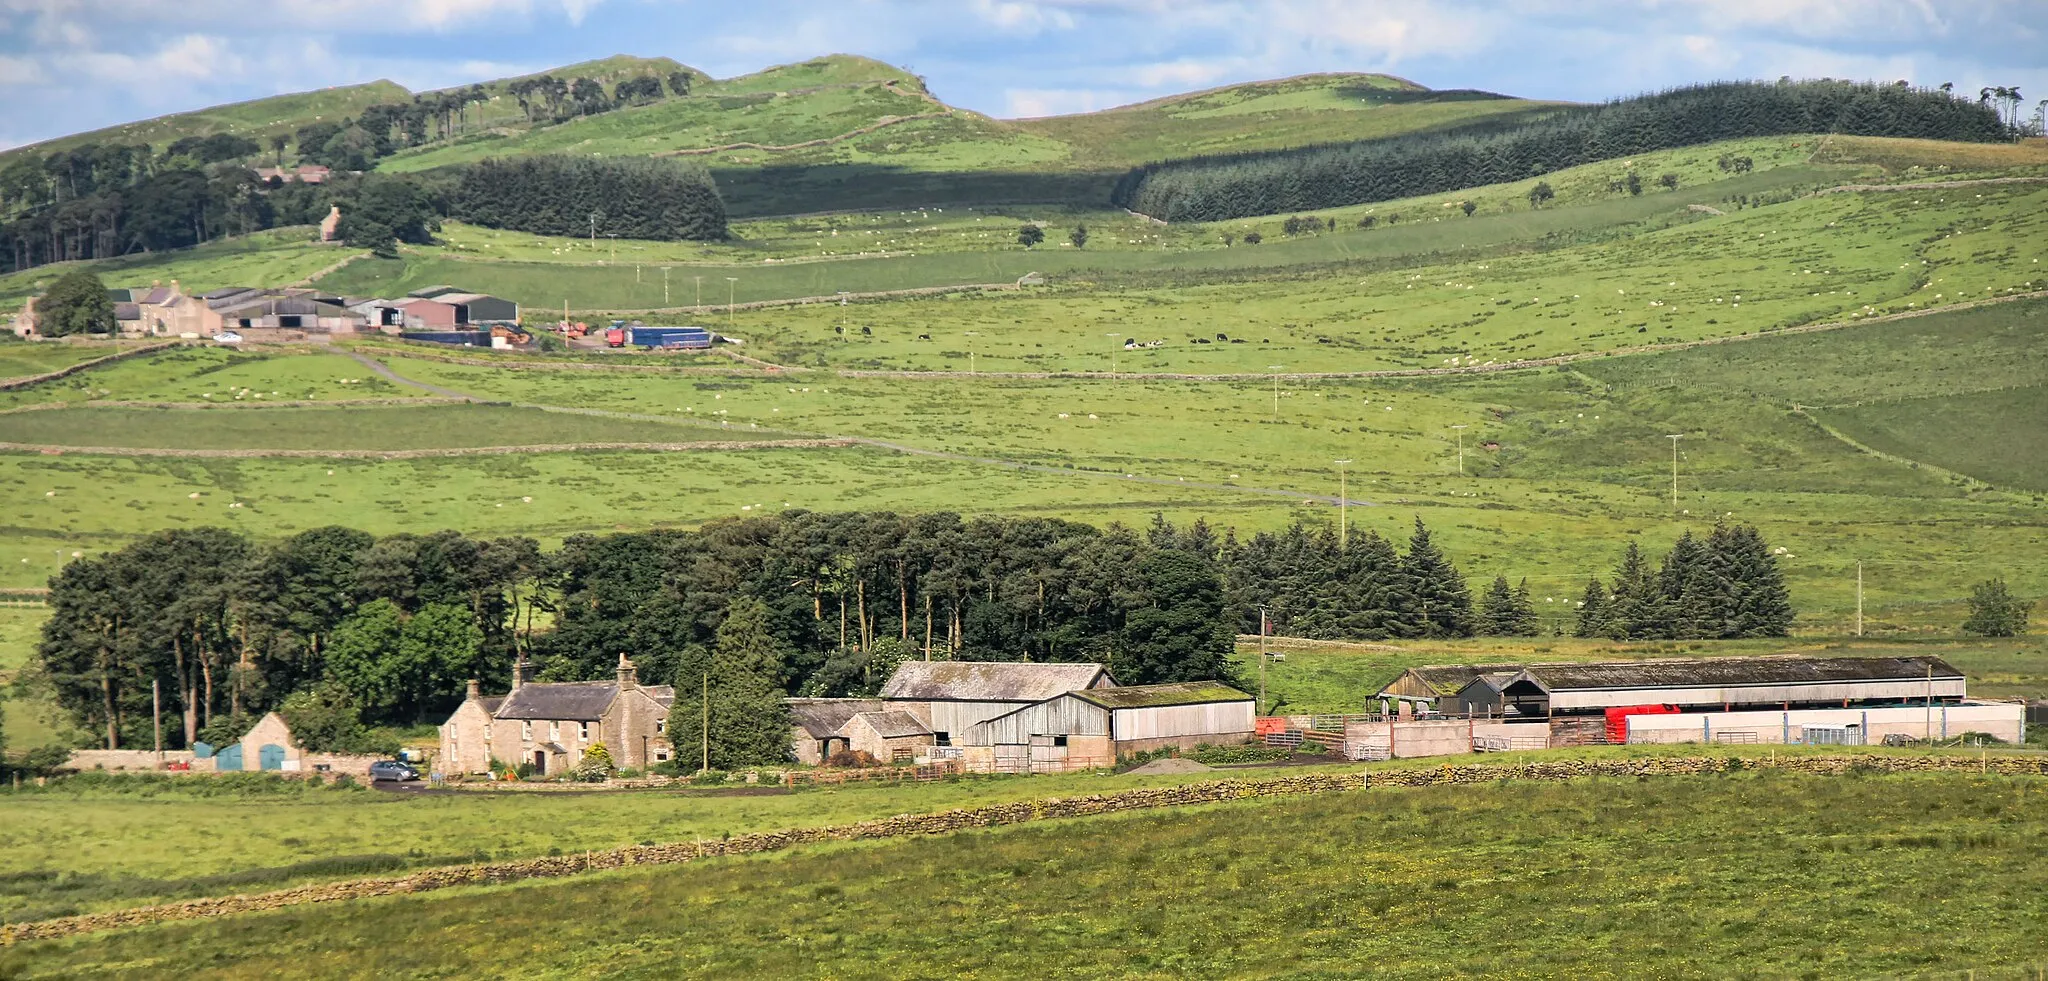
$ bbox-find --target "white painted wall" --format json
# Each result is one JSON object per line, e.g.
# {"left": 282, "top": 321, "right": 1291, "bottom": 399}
{"left": 1625, "top": 703, "right": 2023, "bottom": 744}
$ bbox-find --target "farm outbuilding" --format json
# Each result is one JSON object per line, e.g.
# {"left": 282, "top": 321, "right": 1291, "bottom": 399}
{"left": 1451, "top": 655, "right": 1967, "bottom": 719}
{"left": 840, "top": 711, "right": 934, "bottom": 763}
{"left": 881, "top": 661, "right": 1117, "bottom": 747}
{"left": 959, "top": 681, "right": 1255, "bottom": 772}
{"left": 787, "top": 698, "right": 883, "bottom": 765}
{"left": 1378, "top": 663, "right": 1527, "bottom": 712}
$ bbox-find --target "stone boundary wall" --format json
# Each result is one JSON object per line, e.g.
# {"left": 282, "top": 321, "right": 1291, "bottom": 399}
{"left": 0, "top": 342, "right": 183, "bottom": 391}
{"left": 6, "top": 752, "right": 2045, "bottom": 945}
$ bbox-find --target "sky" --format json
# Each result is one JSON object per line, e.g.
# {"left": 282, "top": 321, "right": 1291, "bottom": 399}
{"left": 1, "top": 0, "right": 2043, "bottom": 150}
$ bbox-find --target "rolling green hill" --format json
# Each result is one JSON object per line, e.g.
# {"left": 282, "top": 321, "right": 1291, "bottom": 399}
{"left": 4, "top": 80, "right": 411, "bottom": 159}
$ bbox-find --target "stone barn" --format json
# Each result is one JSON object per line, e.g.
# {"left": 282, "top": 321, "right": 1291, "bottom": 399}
{"left": 786, "top": 698, "right": 882, "bottom": 765}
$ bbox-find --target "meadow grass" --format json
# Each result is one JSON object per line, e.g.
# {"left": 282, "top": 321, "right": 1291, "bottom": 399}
{"left": 0, "top": 347, "right": 405, "bottom": 410}
{"left": 0, "top": 229, "right": 348, "bottom": 313}
{"left": 10, "top": 769, "right": 2048, "bottom": 978}
{"left": 0, "top": 344, "right": 120, "bottom": 381}
{"left": 1819, "top": 386, "right": 2048, "bottom": 493}
{"left": 0, "top": 605, "right": 63, "bottom": 751}
{"left": 0, "top": 404, "right": 739, "bottom": 451}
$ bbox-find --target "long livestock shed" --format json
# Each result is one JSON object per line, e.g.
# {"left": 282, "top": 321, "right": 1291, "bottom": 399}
{"left": 1451, "top": 655, "right": 1967, "bottom": 718}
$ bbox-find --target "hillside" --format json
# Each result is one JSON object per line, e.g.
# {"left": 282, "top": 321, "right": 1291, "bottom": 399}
{"left": 3, "top": 80, "right": 411, "bottom": 159}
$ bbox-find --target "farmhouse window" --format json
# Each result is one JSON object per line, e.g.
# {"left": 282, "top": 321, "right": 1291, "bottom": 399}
{"left": 580, "top": 722, "right": 591, "bottom": 742}
{"left": 550, "top": 722, "right": 561, "bottom": 742}
{"left": 522, "top": 721, "right": 532, "bottom": 741}
{"left": 656, "top": 719, "right": 665, "bottom": 734}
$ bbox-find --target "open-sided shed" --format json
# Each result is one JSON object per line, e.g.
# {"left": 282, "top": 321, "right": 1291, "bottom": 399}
{"left": 960, "top": 680, "right": 1254, "bottom": 771}
{"left": 1454, "top": 655, "right": 1967, "bottom": 718}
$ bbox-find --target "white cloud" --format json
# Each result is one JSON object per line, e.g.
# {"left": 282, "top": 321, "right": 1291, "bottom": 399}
{"left": 1003, "top": 86, "right": 1137, "bottom": 117}
{"left": 0, "top": 0, "right": 603, "bottom": 35}
{"left": 973, "top": 0, "right": 1077, "bottom": 33}
{"left": 0, "top": 53, "right": 45, "bottom": 85}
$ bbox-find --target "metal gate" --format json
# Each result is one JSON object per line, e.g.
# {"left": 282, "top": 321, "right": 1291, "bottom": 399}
{"left": 258, "top": 744, "right": 286, "bottom": 770}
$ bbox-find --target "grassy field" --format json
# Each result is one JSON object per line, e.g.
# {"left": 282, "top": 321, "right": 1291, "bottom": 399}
{"left": 0, "top": 404, "right": 748, "bottom": 451}
{"left": 9, "top": 769, "right": 2048, "bottom": 977}
{"left": 0, "top": 344, "right": 123, "bottom": 382}
{"left": 0, "top": 347, "right": 407, "bottom": 410}
{"left": 0, "top": 230, "right": 349, "bottom": 313}
{"left": 1820, "top": 386, "right": 2048, "bottom": 493}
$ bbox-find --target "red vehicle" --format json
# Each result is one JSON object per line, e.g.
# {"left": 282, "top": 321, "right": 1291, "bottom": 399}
{"left": 604, "top": 327, "right": 625, "bottom": 347}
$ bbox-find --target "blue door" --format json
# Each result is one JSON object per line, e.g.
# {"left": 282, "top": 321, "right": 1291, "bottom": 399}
{"left": 215, "top": 744, "right": 243, "bottom": 771}
{"left": 258, "top": 744, "right": 286, "bottom": 771}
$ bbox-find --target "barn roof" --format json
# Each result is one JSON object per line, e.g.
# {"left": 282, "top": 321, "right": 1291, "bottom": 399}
{"left": 1072, "top": 681, "right": 1253, "bottom": 709}
{"left": 494, "top": 682, "right": 618, "bottom": 721}
{"left": 1512, "top": 655, "right": 1963, "bottom": 693}
{"left": 786, "top": 698, "right": 884, "bottom": 737}
{"left": 1382, "top": 663, "right": 1530, "bottom": 698}
{"left": 845, "top": 710, "right": 931, "bottom": 739}
{"left": 880, "top": 661, "right": 1111, "bottom": 702}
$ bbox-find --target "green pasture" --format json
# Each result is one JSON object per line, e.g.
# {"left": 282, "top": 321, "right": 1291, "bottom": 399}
{"left": 0, "top": 344, "right": 122, "bottom": 382}
{"left": 0, "top": 81, "right": 409, "bottom": 165}
{"left": 0, "top": 762, "right": 1349, "bottom": 923}
{"left": 12, "top": 770, "right": 2048, "bottom": 977}
{"left": 0, "top": 605, "right": 64, "bottom": 751}
{"left": 0, "top": 347, "right": 403, "bottom": 411}
{"left": 0, "top": 230, "right": 348, "bottom": 313}
{"left": 1821, "top": 387, "right": 2048, "bottom": 494}
{"left": 0, "top": 403, "right": 737, "bottom": 451}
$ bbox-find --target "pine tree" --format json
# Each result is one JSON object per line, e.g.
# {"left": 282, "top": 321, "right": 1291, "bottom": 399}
{"left": 1508, "top": 578, "right": 1538, "bottom": 636}
{"left": 1574, "top": 578, "right": 1610, "bottom": 638}
{"left": 1657, "top": 531, "right": 1714, "bottom": 639}
{"left": 1717, "top": 524, "right": 1793, "bottom": 636}
{"left": 1477, "top": 575, "right": 1515, "bottom": 636}
{"left": 1402, "top": 518, "right": 1473, "bottom": 638}
{"left": 1606, "top": 542, "right": 1657, "bottom": 639}
{"left": 666, "top": 598, "right": 792, "bottom": 769}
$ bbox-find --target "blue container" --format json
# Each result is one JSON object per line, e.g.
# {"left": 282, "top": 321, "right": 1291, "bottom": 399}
{"left": 400, "top": 330, "right": 493, "bottom": 347}
{"left": 628, "top": 326, "right": 713, "bottom": 350}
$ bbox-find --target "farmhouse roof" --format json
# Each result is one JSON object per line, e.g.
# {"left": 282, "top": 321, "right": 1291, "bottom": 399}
{"left": 494, "top": 681, "right": 618, "bottom": 721}
{"left": 113, "top": 302, "right": 140, "bottom": 321}
{"left": 478, "top": 696, "right": 505, "bottom": 715}
{"left": 786, "top": 698, "right": 884, "bottom": 738}
{"left": 641, "top": 685, "right": 676, "bottom": 709}
{"left": 880, "top": 661, "right": 1113, "bottom": 702}
{"left": 1071, "top": 681, "right": 1253, "bottom": 709}
{"left": 1511, "top": 655, "right": 1963, "bottom": 693}
{"left": 137, "top": 286, "right": 173, "bottom": 305}
{"left": 844, "top": 710, "right": 931, "bottom": 739}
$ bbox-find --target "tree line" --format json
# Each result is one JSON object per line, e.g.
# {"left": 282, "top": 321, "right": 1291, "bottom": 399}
{"left": 454, "top": 155, "right": 727, "bottom": 241}
{"left": 1110, "top": 79, "right": 2011, "bottom": 222}
{"left": 30, "top": 510, "right": 1803, "bottom": 754}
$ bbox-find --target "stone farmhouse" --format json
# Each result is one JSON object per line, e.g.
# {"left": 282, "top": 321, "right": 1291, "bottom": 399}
{"left": 438, "top": 655, "right": 675, "bottom": 777}
{"left": 790, "top": 661, "right": 1255, "bottom": 773}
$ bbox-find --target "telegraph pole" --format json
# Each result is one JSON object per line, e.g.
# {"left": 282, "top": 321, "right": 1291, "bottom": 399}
{"left": 152, "top": 678, "right": 163, "bottom": 768}
{"left": 1268, "top": 366, "right": 1285, "bottom": 422}
{"left": 588, "top": 211, "right": 598, "bottom": 249}
{"left": 1335, "top": 459, "right": 1352, "bottom": 547}
{"left": 725, "top": 277, "right": 738, "bottom": 333}
{"left": 1450, "top": 424, "right": 1468, "bottom": 475}
{"left": 1258, "top": 606, "right": 1270, "bottom": 715}
{"left": 662, "top": 267, "right": 670, "bottom": 306}
{"left": 694, "top": 275, "right": 702, "bottom": 312}
{"left": 1856, "top": 562, "right": 1864, "bottom": 637}
{"left": 1665, "top": 434, "right": 1684, "bottom": 508}
{"left": 701, "top": 670, "right": 711, "bottom": 774}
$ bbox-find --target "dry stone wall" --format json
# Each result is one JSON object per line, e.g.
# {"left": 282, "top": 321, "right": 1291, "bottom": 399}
{"left": 6, "top": 752, "right": 2045, "bottom": 945}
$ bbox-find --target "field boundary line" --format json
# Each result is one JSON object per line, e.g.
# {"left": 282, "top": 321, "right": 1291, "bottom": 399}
{"left": 3, "top": 753, "right": 2042, "bottom": 945}
{"left": 1789, "top": 406, "right": 1992, "bottom": 491}
{"left": 658, "top": 110, "right": 956, "bottom": 158}
{"left": 0, "top": 342, "right": 184, "bottom": 391}
{"left": 1816, "top": 176, "right": 2048, "bottom": 194}
{"left": 0, "top": 397, "right": 471, "bottom": 414}
{"left": 831, "top": 290, "right": 2048, "bottom": 381}
{"left": 0, "top": 439, "right": 855, "bottom": 459}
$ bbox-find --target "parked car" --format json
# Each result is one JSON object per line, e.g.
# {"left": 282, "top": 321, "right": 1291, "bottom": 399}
{"left": 211, "top": 331, "right": 243, "bottom": 344}
{"left": 368, "top": 760, "right": 421, "bottom": 782}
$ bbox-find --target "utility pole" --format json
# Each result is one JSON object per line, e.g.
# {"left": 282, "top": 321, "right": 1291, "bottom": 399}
{"left": 1450, "top": 425, "right": 1468, "bottom": 475}
{"left": 1268, "top": 365, "right": 1285, "bottom": 422}
{"left": 1258, "top": 606, "right": 1270, "bottom": 715}
{"left": 1665, "top": 434, "right": 1684, "bottom": 508}
{"left": 152, "top": 678, "right": 163, "bottom": 768}
{"left": 608, "top": 232, "right": 618, "bottom": 264}
{"left": 1856, "top": 562, "right": 1864, "bottom": 637}
{"left": 1335, "top": 459, "right": 1352, "bottom": 547}
{"left": 662, "top": 267, "right": 670, "bottom": 306}
{"left": 725, "top": 277, "right": 738, "bottom": 333}
{"left": 694, "top": 275, "right": 702, "bottom": 312}
{"left": 702, "top": 670, "right": 711, "bottom": 774}
{"left": 964, "top": 331, "right": 979, "bottom": 375}
{"left": 838, "top": 291, "right": 850, "bottom": 335}
{"left": 588, "top": 211, "right": 598, "bottom": 249}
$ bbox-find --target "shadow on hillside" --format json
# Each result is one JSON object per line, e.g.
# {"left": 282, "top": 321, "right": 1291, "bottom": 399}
{"left": 1337, "top": 87, "right": 1518, "bottom": 103}
{"left": 713, "top": 164, "right": 1125, "bottom": 218}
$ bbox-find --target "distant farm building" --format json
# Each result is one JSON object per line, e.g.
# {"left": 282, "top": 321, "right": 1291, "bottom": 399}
{"left": 790, "top": 662, "right": 1254, "bottom": 773}
{"left": 1342, "top": 655, "right": 2022, "bottom": 756}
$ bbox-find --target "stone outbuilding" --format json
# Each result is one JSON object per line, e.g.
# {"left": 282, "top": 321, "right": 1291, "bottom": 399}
{"left": 438, "top": 654, "right": 675, "bottom": 777}
{"left": 787, "top": 698, "right": 883, "bottom": 765}
{"left": 838, "top": 710, "right": 934, "bottom": 764}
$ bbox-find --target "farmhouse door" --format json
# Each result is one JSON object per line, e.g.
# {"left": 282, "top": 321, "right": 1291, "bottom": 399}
{"left": 533, "top": 751, "right": 547, "bottom": 774}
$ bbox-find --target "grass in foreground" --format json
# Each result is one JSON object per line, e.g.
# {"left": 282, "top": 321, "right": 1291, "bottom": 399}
{"left": 9, "top": 769, "right": 2048, "bottom": 978}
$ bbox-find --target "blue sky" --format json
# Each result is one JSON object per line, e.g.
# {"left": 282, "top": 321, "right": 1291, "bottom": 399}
{"left": 1, "top": 0, "right": 2042, "bottom": 150}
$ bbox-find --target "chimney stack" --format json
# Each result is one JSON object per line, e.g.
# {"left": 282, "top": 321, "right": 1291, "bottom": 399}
{"left": 466, "top": 678, "right": 481, "bottom": 700}
{"left": 512, "top": 656, "right": 533, "bottom": 691}
{"left": 615, "top": 653, "right": 637, "bottom": 691}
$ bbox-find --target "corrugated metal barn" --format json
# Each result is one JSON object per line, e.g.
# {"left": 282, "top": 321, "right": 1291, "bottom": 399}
{"left": 961, "top": 681, "right": 1255, "bottom": 772}
{"left": 881, "top": 661, "right": 1116, "bottom": 746}
{"left": 1451, "top": 655, "right": 1968, "bottom": 718}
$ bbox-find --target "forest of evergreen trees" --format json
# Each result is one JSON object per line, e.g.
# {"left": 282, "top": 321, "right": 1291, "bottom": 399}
{"left": 29, "top": 510, "right": 1793, "bottom": 752}
{"left": 453, "top": 155, "right": 728, "bottom": 240}
{"left": 1110, "top": 80, "right": 2011, "bottom": 222}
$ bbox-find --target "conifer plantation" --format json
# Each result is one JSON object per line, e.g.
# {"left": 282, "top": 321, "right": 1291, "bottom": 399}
{"left": 1574, "top": 524, "right": 1794, "bottom": 640}
{"left": 1112, "top": 80, "right": 2010, "bottom": 221}
{"left": 453, "top": 155, "right": 727, "bottom": 240}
